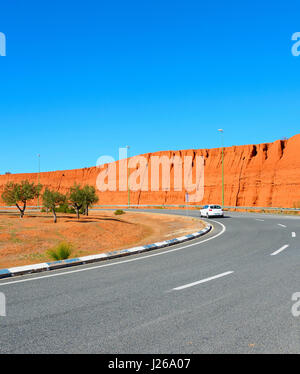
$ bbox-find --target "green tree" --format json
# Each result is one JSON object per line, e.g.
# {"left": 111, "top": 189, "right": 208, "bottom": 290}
{"left": 68, "top": 184, "right": 85, "bottom": 220}
{"left": 1, "top": 180, "right": 42, "bottom": 218}
{"left": 82, "top": 185, "right": 99, "bottom": 216}
{"left": 42, "top": 188, "right": 66, "bottom": 223}
{"left": 68, "top": 184, "right": 99, "bottom": 219}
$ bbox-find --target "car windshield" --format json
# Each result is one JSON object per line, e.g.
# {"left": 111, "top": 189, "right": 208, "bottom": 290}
{"left": 210, "top": 205, "right": 222, "bottom": 209}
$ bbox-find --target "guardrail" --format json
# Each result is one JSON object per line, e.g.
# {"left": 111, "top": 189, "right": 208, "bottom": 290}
{"left": 223, "top": 206, "right": 300, "bottom": 212}
{"left": 0, "top": 205, "right": 299, "bottom": 212}
{"left": 93, "top": 205, "right": 300, "bottom": 212}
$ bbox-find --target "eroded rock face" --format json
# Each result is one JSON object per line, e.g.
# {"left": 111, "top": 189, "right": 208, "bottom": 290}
{"left": 0, "top": 134, "right": 299, "bottom": 207}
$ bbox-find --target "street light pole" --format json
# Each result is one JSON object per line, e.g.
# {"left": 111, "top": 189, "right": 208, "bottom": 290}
{"left": 126, "top": 146, "right": 130, "bottom": 208}
{"left": 218, "top": 129, "right": 224, "bottom": 207}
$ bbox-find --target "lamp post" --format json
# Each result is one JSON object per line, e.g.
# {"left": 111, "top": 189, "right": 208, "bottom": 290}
{"left": 126, "top": 146, "right": 130, "bottom": 208}
{"left": 218, "top": 129, "right": 224, "bottom": 207}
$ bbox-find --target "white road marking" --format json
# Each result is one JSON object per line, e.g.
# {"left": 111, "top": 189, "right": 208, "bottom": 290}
{"left": 270, "top": 244, "right": 289, "bottom": 256}
{"left": 278, "top": 224, "right": 287, "bottom": 228}
{"left": 256, "top": 219, "right": 265, "bottom": 221}
{"left": 0, "top": 219, "right": 226, "bottom": 287}
{"left": 292, "top": 232, "right": 296, "bottom": 238}
{"left": 172, "top": 271, "right": 234, "bottom": 291}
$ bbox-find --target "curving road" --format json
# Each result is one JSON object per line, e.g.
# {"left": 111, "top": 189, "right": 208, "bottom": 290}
{"left": 0, "top": 209, "right": 299, "bottom": 353}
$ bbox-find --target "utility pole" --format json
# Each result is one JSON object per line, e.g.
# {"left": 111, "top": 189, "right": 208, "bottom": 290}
{"left": 218, "top": 129, "right": 224, "bottom": 207}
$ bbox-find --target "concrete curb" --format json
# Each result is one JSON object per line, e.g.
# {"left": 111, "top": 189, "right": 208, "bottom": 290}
{"left": 0, "top": 223, "right": 212, "bottom": 279}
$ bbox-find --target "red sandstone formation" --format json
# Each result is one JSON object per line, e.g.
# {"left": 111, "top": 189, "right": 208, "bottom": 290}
{"left": 0, "top": 134, "right": 299, "bottom": 208}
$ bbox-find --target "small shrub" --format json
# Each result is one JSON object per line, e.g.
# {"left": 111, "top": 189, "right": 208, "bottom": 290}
{"left": 55, "top": 203, "right": 76, "bottom": 214}
{"left": 114, "top": 209, "right": 125, "bottom": 215}
{"left": 47, "top": 241, "right": 73, "bottom": 261}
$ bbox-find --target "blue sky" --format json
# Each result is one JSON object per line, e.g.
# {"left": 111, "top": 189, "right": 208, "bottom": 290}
{"left": 0, "top": 0, "right": 299, "bottom": 174}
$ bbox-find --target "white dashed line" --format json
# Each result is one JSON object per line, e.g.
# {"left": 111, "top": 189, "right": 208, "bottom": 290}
{"left": 172, "top": 271, "right": 234, "bottom": 291}
{"left": 278, "top": 224, "right": 287, "bottom": 228}
{"left": 292, "top": 232, "right": 296, "bottom": 238}
{"left": 270, "top": 244, "right": 289, "bottom": 256}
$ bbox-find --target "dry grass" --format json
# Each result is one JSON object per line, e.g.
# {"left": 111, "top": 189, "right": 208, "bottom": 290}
{"left": 0, "top": 210, "right": 204, "bottom": 269}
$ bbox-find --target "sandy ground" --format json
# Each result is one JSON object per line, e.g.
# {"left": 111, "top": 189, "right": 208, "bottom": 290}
{"left": 0, "top": 210, "right": 204, "bottom": 269}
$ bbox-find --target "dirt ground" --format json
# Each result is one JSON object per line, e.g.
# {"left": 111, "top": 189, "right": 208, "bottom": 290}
{"left": 0, "top": 210, "right": 205, "bottom": 269}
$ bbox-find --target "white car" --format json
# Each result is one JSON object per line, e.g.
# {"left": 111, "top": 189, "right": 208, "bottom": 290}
{"left": 200, "top": 204, "right": 224, "bottom": 218}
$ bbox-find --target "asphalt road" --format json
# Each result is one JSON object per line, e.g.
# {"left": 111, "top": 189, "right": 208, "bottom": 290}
{"left": 0, "top": 209, "right": 299, "bottom": 353}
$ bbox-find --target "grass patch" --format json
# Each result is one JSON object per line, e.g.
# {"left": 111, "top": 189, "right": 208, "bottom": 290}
{"left": 114, "top": 209, "right": 125, "bottom": 215}
{"left": 20, "top": 253, "right": 46, "bottom": 261}
{"left": 9, "top": 230, "right": 22, "bottom": 243}
{"left": 47, "top": 241, "right": 73, "bottom": 261}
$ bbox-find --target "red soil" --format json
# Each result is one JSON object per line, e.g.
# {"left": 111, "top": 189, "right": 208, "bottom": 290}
{"left": 0, "top": 211, "right": 204, "bottom": 269}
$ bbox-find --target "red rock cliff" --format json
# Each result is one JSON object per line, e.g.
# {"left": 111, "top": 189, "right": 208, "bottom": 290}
{"left": 0, "top": 134, "right": 299, "bottom": 207}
